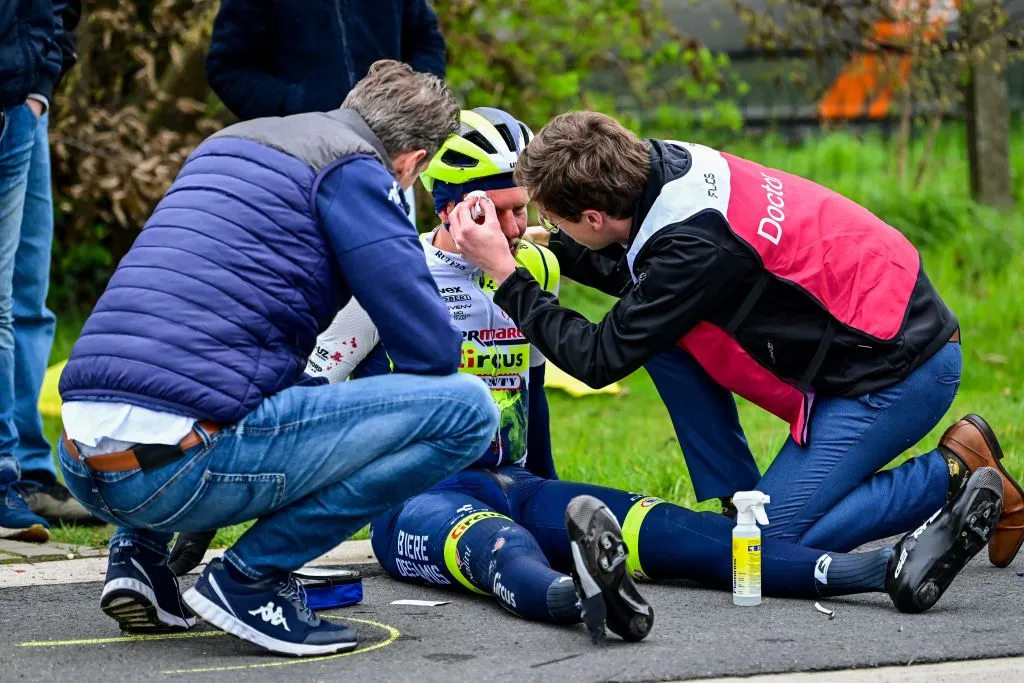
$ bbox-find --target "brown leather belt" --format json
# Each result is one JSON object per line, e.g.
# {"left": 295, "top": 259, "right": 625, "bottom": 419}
{"left": 950, "top": 328, "right": 961, "bottom": 343}
{"left": 63, "top": 421, "right": 221, "bottom": 473}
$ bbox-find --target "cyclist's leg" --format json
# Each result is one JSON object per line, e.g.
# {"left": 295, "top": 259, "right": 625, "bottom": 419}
{"left": 370, "top": 481, "right": 579, "bottom": 624}
{"left": 504, "top": 469, "right": 890, "bottom": 599}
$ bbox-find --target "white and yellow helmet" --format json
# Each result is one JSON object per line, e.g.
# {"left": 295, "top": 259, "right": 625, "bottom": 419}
{"left": 420, "top": 107, "right": 533, "bottom": 192}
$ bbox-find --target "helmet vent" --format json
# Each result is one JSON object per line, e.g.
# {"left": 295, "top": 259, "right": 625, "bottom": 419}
{"left": 494, "top": 124, "right": 518, "bottom": 153}
{"left": 463, "top": 131, "right": 497, "bottom": 154}
{"left": 519, "top": 123, "right": 531, "bottom": 146}
{"left": 440, "top": 149, "right": 480, "bottom": 168}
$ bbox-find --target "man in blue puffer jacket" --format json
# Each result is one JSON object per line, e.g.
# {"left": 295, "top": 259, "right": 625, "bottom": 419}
{"left": 56, "top": 60, "right": 498, "bottom": 658}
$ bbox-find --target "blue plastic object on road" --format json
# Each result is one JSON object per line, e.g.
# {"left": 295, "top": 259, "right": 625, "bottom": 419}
{"left": 295, "top": 566, "right": 364, "bottom": 610}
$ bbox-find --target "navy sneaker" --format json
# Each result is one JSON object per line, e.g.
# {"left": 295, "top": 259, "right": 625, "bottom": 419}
{"left": 0, "top": 483, "right": 50, "bottom": 543}
{"left": 566, "top": 495, "right": 653, "bottom": 644}
{"left": 183, "top": 558, "right": 359, "bottom": 656}
{"left": 101, "top": 539, "right": 196, "bottom": 632}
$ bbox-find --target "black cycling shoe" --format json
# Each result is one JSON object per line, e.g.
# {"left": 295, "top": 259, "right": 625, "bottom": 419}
{"left": 168, "top": 530, "right": 217, "bottom": 577}
{"left": 566, "top": 495, "right": 653, "bottom": 643}
{"left": 886, "top": 467, "right": 1003, "bottom": 614}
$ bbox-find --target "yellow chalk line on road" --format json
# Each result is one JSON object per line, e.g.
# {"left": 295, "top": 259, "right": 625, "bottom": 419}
{"left": 18, "top": 630, "right": 224, "bottom": 647}
{"left": 159, "top": 617, "right": 400, "bottom": 675}
{"left": 17, "top": 616, "right": 400, "bottom": 675}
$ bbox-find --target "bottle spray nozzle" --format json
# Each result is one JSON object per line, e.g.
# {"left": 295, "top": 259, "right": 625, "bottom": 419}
{"left": 732, "top": 490, "right": 770, "bottom": 526}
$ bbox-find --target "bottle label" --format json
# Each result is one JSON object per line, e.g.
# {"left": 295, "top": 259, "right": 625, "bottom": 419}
{"left": 733, "top": 536, "right": 762, "bottom": 596}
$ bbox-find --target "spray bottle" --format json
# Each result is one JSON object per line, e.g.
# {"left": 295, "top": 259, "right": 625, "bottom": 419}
{"left": 732, "top": 491, "right": 770, "bottom": 606}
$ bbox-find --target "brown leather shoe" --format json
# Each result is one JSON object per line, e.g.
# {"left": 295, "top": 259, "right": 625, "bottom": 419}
{"left": 939, "top": 414, "right": 1024, "bottom": 567}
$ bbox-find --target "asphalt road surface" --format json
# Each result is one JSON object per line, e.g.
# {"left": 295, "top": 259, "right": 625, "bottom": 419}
{"left": 3, "top": 555, "right": 1023, "bottom": 683}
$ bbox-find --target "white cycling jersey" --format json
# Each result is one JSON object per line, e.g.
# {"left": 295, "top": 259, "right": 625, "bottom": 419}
{"left": 306, "top": 228, "right": 560, "bottom": 467}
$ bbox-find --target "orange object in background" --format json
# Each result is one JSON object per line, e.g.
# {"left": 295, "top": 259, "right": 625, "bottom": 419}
{"left": 818, "top": 0, "right": 960, "bottom": 120}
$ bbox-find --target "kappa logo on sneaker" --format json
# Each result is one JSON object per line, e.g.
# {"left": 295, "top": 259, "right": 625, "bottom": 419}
{"left": 248, "top": 601, "right": 291, "bottom": 632}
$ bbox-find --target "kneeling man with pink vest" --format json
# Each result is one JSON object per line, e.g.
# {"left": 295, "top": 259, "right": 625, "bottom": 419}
{"left": 447, "top": 110, "right": 1024, "bottom": 568}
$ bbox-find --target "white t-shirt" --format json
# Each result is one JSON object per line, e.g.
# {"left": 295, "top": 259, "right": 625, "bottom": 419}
{"left": 62, "top": 402, "right": 196, "bottom": 456}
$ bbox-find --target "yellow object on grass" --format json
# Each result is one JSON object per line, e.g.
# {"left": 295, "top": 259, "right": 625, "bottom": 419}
{"left": 38, "top": 360, "right": 66, "bottom": 418}
{"left": 543, "top": 363, "right": 623, "bottom": 397}
{"left": 39, "top": 357, "right": 622, "bottom": 416}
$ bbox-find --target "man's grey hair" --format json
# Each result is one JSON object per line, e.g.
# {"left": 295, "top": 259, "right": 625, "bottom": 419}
{"left": 342, "top": 60, "right": 460, "bottom": 161}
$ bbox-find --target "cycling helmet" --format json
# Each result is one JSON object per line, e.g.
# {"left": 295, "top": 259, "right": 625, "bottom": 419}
{"left": 420, "top": 107, "right": 533, "bottom": 192}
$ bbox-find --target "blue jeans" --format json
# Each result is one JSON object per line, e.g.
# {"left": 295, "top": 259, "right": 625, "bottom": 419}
{"left": 0, "top": 104, "right": 56, "bottom": 486}
{"left": 58, "top": 373, "right": 498, "bottom": 578}
{"left": 758, "top": 342, "right": 961, "bottom": 551}
{"left": 647, "top": 342, "right": 961, "bottom": 551}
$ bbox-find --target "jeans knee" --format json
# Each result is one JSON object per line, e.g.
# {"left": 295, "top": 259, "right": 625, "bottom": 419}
{"left": 442, "top": 374, "right": 500, "bottom": 436}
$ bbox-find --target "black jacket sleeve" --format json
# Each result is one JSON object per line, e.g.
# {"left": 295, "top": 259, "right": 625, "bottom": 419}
{"left": 547, "top": 231, "right": 631, "bottom": 297}
{"left": 402, "top": 0, "right": 446, "bottom": 78}
{"left": 32, "top": 0, "right": 65, "bottom": 101}
{"left": 493, "top": 225, "right": 757, "bottom": 389}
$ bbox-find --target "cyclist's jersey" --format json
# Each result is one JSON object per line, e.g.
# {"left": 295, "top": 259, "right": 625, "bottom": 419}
{"left": 306, "top": 228, "right": 560, "bottom": 469}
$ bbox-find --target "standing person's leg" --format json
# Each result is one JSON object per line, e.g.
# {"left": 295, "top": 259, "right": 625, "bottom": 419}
{"left": 0, "top": 104, "right": 49, "bottom": 541}
{"left": 644, "top": 347, "right": 760, "bottom": 509}
{"left": 12, "top": 111, "right": 57, "bottom": 481}
{"left": 8, "top": 112, "right": 93, "bottom": 525}
{"left": 757, "top": 342, "right": 963, "bottom": 551}
{"left": 60, "top": 373, "right": 498, "bottom": 655}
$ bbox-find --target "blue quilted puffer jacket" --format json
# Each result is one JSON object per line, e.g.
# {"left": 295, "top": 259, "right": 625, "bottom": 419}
{"left": 59, "top": 110, "right": 390, "bottom": 423}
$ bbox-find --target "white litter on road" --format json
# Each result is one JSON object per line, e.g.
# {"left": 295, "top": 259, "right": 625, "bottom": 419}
{"left": 391, "top": 599, "right": 450, "bottom": 607}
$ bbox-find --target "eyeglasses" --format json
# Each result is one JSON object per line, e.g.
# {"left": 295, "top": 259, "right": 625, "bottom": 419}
{"left": 538, "top": 213, "right": 569, "bottom": 233}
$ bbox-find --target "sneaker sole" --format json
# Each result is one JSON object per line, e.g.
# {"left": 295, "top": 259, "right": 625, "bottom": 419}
{"left": 907, "top": 470, "right": 1003, "bottom": 612}
{"left": 182, "top": 587, "right": 358, "bottom": 657}
{"left": 0, "top": 524, "right": 49, "bottom": 543}
{"left": 101, "top": 578, "right": 195, "bottom": 632}
{"left": 964, "top": 414, "right": 1024, "bottom": 567}
{"left": 567, "top": 496, "right": 653, "bottom": 643}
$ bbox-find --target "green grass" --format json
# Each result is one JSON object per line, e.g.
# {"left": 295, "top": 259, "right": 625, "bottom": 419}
{"left": 47, "top": 123, "right": 1024, "bottom": 548}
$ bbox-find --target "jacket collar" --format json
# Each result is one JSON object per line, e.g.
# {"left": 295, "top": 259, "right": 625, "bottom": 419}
{"left": 326, "top": 108, "right": 396, "bottom": 175}
{"left": 627, "top": 139, "right": 693, "bottom": 248}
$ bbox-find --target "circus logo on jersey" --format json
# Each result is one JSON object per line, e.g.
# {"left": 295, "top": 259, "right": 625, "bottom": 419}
{"left": 459, "top": 344, "right": 530, "bottom": 374}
